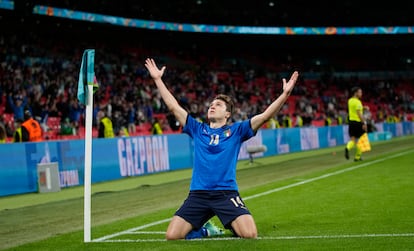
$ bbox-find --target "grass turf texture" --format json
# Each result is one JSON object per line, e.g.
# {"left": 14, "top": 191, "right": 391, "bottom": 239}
{"left": 1, "top": 135, "right": 413, "bottom": 250}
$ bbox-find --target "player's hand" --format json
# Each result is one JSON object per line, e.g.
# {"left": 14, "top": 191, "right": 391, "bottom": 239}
{"left": 283, "top": 71, "right": 299, "bottom": 95}
{"left": 144, "top": 58, "right": 166, "bottom": 81}
{"left": 362, "top": 123, "right": 367, "bottom": 132}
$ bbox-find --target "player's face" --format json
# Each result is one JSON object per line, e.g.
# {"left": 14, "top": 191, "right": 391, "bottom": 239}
{"left": 356, "top": 89, "right": 363, "bottom": 98}
{"left": 207, "top": 99, "right": 229, "bottom": 121}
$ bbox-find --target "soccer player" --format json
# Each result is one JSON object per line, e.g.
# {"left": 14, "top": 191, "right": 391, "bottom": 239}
{"left": 144, "top": 58, "right": 299, "bottom": 240}
{"left": 345, "top": 86, "right": 367, "bottom": 161}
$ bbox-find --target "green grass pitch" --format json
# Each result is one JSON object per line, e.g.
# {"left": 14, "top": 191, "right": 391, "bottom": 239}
{"left": 1, "top": 135, "right": 413, "bottom": 250}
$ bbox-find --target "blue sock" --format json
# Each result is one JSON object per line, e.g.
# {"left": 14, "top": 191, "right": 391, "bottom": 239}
{"left": 185, "top": 227, "right": 208, "bottom": 239}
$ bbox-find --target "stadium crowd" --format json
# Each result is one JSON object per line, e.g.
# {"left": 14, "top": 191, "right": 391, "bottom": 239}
{"left": 1, "top": 25, "right": 414, "bottom": 142}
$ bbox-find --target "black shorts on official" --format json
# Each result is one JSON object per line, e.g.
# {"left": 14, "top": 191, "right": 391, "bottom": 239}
{"left": 348, "top": 120, "right": 365, "bottom": 138}
{"left": 175, "top": 190, "right": 251, "bottom": 230}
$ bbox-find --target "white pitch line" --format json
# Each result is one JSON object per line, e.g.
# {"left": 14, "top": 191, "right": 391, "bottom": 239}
{"left": 244, "top": 150, "right": 410, "bottom": 200}
{"left": 93, "top": 149, "right": 414, "bottom": 242}
{"left": 92, "top": 218, "right": 171, "bottom": 242}
{"left": 261, "top": 233, "right": 414, "bottom": 240}
{"left": 125, "top": 231, "right": 166, "bottom": 235}
{"left": 97, "top": 232, "right": 414, "bottom": 243}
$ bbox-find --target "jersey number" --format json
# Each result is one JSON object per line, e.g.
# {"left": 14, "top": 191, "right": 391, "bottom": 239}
{"left": 209, "top": 134, "right": 220, "bottom": 145}
{"left": 230, "top": 196, "right": 246, "bottom": 209}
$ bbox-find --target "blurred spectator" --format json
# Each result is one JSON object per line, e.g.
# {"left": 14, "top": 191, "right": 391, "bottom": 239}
{"left": 21, "top": 110, "right": 43, "bottom": 142}
{"left": 118, "top": 126, "right": 130, "bottom": 137}
{"left": 7, "top": 93, "right": 27, "bottom": 121}
{"left": 60, "top": 117, "right": 74, "bottom": 135}
{"left": 167, "top": 112, "right": 181, "bottom": 131}
{"left": 0, "top": 122, "right": 6, "bottom": 143}
{"left": 294, "top": 113, "right": 303, "bottom": 127}
{"left": 111, "top": 110, "right": 126, "bottom": 136}
{"left": 266, "top": 116, "right": 280, "bottom": 129}
{"left": 126, "top": 102, "right": 137, "bottom": 135}
{"left": 13, "top": 118, "right": 23, "bottom": 143}
{"left": 68, "top": 98, "right": 83, "bottom": 133}
{"left": 0, "top": 114, "right": 13, "bottom": 138}
{"left": 324, "top": 115, "right": 333, "bottom": 126}
{"left": 97, "top": 110, "right": 114, "bottom": 138}
{"left": 282, "top": 114, "right": 293, "bottom": 128}
{"left": 363, "top": 106, "right": 376, "bottom": 133}
{"left": 151, "top": 118, "right": 163, "bottom": 135}
{"left": 0, "top": 26, "right": 413, "bottom": 139}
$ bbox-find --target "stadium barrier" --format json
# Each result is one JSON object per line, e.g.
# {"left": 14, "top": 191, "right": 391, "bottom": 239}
{"left": 1, "top": 122, "right": 413, "bottom": 197}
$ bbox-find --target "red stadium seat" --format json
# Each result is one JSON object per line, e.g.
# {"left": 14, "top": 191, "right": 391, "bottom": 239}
{"left": 47, "top": 117, "right": 61, "bottom": 131}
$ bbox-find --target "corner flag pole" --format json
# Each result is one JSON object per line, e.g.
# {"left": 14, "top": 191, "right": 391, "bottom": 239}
{"left": 78, "top": 49, "right": 97, "bottom": 243}
{"left": 83, "top": 82, "right": 94, "bottom": 242}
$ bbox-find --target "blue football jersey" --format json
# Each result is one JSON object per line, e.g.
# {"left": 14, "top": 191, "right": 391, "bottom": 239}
{"left": 183, "top": 115, "right": 255, "bottom": 191}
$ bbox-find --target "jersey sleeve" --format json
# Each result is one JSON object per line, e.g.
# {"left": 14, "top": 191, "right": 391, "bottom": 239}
{"left": 182, "top": 115, "right": 200, "bottom": 138}
{"left": 238, "top": 119, "right": 256, "bottom": 142}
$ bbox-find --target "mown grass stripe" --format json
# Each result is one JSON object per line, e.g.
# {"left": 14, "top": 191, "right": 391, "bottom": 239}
{"left": 93, "top": 149, "right": 414, "bottom": 242}
{"left": 97, "top": 232, "right": 414, "bottom": 242}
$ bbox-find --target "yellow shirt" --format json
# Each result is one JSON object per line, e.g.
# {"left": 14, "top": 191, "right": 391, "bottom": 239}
{"left": 267, "top": 118, "right": 280, "bottom": 129}
{"left": 296, "top": 116, "right": 303, "bottom": 127}
{"left": 101, "top": 117, "right": 115, "bottom": 138}
{"left": 348, "top": 97, "right": 363, "bottom": 122}
{"left": 13, "top": 127, "right": 22, "bottom": 142}
{"left": 151, "top": 122, "right": 163, "bottom": 135}
{"left": 337, "top": 116, "right": 343, "bottom": 125}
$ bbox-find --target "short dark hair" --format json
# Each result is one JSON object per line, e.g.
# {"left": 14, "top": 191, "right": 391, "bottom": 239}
{"left": 24, "top": 110, "right": 32, "bottom": 120}
{"left": 214, "top": 94, "right": 234, "bottom": 115}
{"left": 351, "top": 86, "right": 361, "bottom": 95}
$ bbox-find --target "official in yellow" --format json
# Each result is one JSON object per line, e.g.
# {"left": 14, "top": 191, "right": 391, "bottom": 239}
{"left": 97, "top": 110, "right": 115, "bottom": 138}
{"left": 345, "top": 87, "right": 367, "bottom": 161}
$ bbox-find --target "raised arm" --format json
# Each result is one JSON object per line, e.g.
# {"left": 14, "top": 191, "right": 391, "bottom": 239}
{"left": 144, "top": 58, "right": 188, "bottom": 127}
{"left": 250, "top": 71, "right": 299, "bottom": 131}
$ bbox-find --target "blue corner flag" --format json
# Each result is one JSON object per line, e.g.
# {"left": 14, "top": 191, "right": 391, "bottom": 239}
{"left": 77, "top": 49, "right": 98, "bottom": 105}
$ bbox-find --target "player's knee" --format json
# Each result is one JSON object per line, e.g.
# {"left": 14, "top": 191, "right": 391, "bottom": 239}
{"left": 240, "top": 230, "right": 257, "bottom": 239}
{"left": 165, "top": 230, "right": 182, "bottom": 240}
{"left": 235, "top": 227, "right": 257, "bottom": 239}
{"left": 165, "top": 234, "right": 179, "bottom": 240}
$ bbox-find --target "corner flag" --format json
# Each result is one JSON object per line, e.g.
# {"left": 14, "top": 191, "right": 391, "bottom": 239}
{"left": 77, "top": 49, "right": 99, "bottom": 105}
{"left": 78, "top": 49, "right": 97, "bottom": 242}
